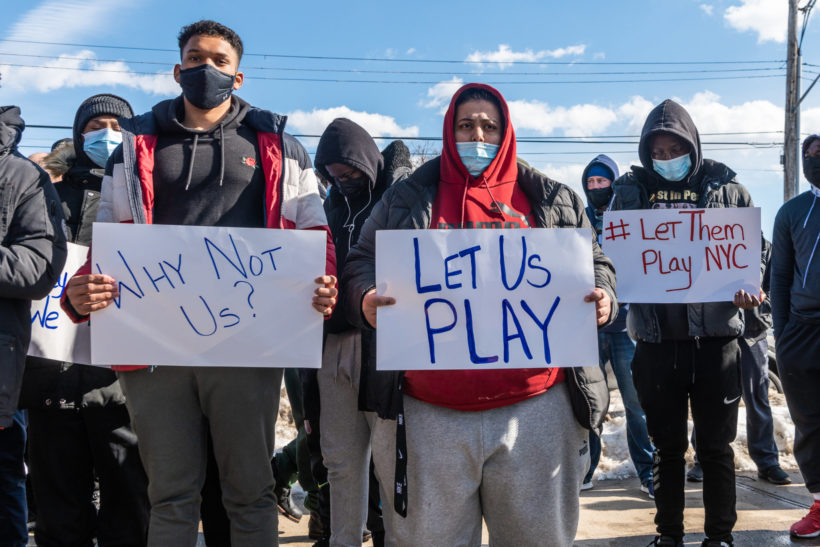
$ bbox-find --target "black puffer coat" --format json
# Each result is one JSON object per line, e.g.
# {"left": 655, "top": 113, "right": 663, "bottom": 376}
{"left": 19, "top": 148, "right": 126, "bottom": 410}
{"left": 343, "top": 157, "right": 617, "bottom": 429}
{"left": 0, "top": 106, "right": 67, "bottom": 426}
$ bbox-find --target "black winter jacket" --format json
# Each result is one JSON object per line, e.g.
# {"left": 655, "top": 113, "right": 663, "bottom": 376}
{"left": 0, "top": 106, "right": 67, "bottom": 426}
{"left": 343, "top": 157, "right": 616, "bottom": 430}
{"left": 19, "top": 149, "right": 125, "bottom": 410}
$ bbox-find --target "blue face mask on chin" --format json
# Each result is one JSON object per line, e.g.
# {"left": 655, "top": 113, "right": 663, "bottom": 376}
{"left": 83, "top": 127, "right": 123, "bottom": 168}
{"left": 456, "top": 141, "right": 500, "bottom": 177}
{"left": 652, "top": 153, "right": 692, "bottom": 182}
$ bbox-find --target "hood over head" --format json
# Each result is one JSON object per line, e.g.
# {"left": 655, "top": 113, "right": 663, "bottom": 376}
{"left": 440, "top": 83, "right": 517, "bottom": 186}
{"left": 315, "top": 118, "right": 384, "bottom": 190}
{"left": 638, "top": 99, "right": 702, "bottom": 185}
{"left": 0, "top": 106, "right": 25, "bottom": 154}
{"left": 581, "top": 154, "right": 619, "bottom": 201}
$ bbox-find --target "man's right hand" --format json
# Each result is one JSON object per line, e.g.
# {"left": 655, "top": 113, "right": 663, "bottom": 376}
{"left": 362, "top": 288, "right": 395, "bottom": 329}
{"left": 65, "top": 274, "right": 119, "bottom": 316}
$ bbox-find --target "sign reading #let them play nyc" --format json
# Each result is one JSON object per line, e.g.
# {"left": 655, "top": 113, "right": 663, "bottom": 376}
{"left": 602, "top": 208, "right": 761, "bottom": 303}
{"left": 375, "top": 229, "right": 600, "bottom": 371}
{"left": 91, "top": 223, "right": 325, "bottom": 367}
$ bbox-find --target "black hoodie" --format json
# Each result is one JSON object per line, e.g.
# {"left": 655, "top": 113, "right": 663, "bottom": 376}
{"left": 611, "top": 99, "right": 752, "bottom": 342}
{"left": 314, "top": 118, "right": 412, "bottom": 333}
{"left": 151, "top": 96, "right": 265, "bottom": 228}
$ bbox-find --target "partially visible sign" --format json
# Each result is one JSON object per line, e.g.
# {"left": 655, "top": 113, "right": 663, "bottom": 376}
{"left": 375, "top": 229, "right": 600, "bottom": 371}
{"left": 91, "top": 223, "right": 325, "bottom": 367}
{"left": 602, "top": 208, "right": 761, "bottom": 303}
{"left": 28, "top": 242, "right": 91, "bottom": 365}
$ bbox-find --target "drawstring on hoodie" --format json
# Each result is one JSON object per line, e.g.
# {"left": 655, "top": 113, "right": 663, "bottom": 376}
{"left": 342, "top": 185, "right": 373, "bottom": 252}
{"left": 184, "top": 124, "right": 225, "bottom": 191}
{"left": 184, "top": 133, "right": 199, "bottom": 191}
{"left": 459, "top": 175, "right": 470, "bottom": 227}
{"left": 803, "top": 190, "right": 820, "bottom": 288}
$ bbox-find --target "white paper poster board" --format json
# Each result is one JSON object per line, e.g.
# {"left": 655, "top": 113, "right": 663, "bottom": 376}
{"left": 602, "top": 208, "right": 761, "bottom": 303}
{"left": 91, "top": 223, "right": 325, "bottom": 367}
{"left": 27, "top": 242, "right": 92, "bottom": 365}
{"left": 375, "top": 229, "right": 600, "bottom": 371}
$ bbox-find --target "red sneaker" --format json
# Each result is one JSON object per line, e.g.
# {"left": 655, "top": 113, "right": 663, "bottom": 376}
{"left": 791, "top": 501, "right": 820, "bottom": 538}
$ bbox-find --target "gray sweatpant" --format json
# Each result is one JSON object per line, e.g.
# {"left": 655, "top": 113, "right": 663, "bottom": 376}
{"left": 119, "top": 366, "right": 282, "bottom": 547}
{"left": 319, "top": 331, "right": 380, "bottom": 546}
{"left": 371, "top": 382, "right": 588, "bottom": 547}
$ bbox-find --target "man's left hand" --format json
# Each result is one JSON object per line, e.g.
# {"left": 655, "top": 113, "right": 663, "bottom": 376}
{"left": 584, "top": 288, "right": 612, "bottom": 327}
{"left": 733, "top": 289, "right": 766, "bottom": 310}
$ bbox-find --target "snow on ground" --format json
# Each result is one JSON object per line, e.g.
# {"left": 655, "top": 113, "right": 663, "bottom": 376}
{"left": 594, "top": 389, "right": 798, "bottom": 481}
{"left": 276, "top": 385, "right": 298, "bottom": 450}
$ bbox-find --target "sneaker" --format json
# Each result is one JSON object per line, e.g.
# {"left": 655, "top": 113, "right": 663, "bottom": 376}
{"left": 646, "top": 535, "right": 683, "bottom": 546}
{"left": 641, "top": 480, "right": 655, "bottom": 500}
{"left": 580, "top": 480, "right": 594, "bottom": 491}
{"left": 700, "top": 539, "right": 733, "bottom": 546}
{"left": 686, "top": 462, "right": 703, "bottom": 482}
{"left": 362, "top": 528, "right": 372, "bottom": 542}
{"left": 274, "top": 485, "right": 303, "bottom": 523}
{"left": 790, "top": 501, "right": 820, "bottom": 538}
{"left": 757, "top": 465, "right": 792, "bottom": 485}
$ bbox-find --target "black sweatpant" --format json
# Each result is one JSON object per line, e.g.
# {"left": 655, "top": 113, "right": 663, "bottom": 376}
{"left": 776, "top": 317, "right": 820, "bottom": 493}
{"left": 27, "top": 405, "right": 149, "bottom": 547}
{"left": 632, "top": 337, "right": 741, "bottom": 543}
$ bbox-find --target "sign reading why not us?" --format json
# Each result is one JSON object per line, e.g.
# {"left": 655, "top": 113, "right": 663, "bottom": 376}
{"left": 375, "top": 229, "right": 600, "bottom": 371}
{"left": 602, "top": 208, "right": 761, "bottom": 303}
{"left": 91, "top": 223, "right": 325, "bottom": 367}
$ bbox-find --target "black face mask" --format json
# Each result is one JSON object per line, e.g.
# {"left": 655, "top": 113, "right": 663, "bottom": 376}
{"left": 803, "top": 156, "right": 820, "bottom": 186}
{"left": 587, "top": 187, "right": 613, "bottom": 209}
{"left": 178, "top": 64, "right": 236, "bottom": 110}
{"left": 335, "top": 176, "right": 369, "bottom": 197}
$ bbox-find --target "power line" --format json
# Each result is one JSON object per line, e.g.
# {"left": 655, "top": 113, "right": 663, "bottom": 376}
{"left": 0, "top": 39, "right": 785, "bottom": 66}
{"left": 0, "top": 51, "right": 793, "bottom": 77}
{"left": 0, "top": 62, "right": 787, "bottom": 85}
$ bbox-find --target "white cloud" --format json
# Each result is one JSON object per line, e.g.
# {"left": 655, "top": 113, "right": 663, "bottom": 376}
{"left": 681, "top": 91, "right": 783, "bottom": 136}
{"left": 466, "top": 44, "right": 586, "bottom": 68}
{"left": 406, "top": 48, "right": 416, "bottom": 55}
{"left": 508, "top": 99, "right": 617, "bottom": 137}
{"left": 537, "top": 163, "right": 587, "bottom": 195}
{"left": 285, "top": 106, "right": 419, "bottom": 138}
{"left": 700, "top": 4, "right": 714, "bottom": 16}
{"left": 724, "top": 0, "right": 787, "bottom": 43}
{"left": 0, "top": 0, "right": 178, "bottom": 96}
{"left": 422, "top": 77, "right": 464, "bottom": 112}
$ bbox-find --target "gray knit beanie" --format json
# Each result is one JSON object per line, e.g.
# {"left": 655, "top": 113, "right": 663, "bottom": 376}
{"left": 73, "top": 93, "right": 133, "bottom": 160}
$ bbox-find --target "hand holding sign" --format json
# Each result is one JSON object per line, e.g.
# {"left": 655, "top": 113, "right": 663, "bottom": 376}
{"left": 584, "top": 287, "right": 611, "bottom": 326}
{"left": 313, "top": 275, "right": 338, "bottom": 315}
{"left": 65, "top": 273, "right": 120, "bottom": 315}
{"left": 733, "top": 288, "right": 766, "bottom": 310}
{"left": 362, "top": 289, "right": 396, "bottom": 328}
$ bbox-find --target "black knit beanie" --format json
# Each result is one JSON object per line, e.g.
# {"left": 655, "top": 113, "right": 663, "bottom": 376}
{"left": 72, "top": 93, "right": 133, "bottom": 160}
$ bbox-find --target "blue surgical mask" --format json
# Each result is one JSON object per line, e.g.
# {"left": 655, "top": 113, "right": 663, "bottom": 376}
{"left": 83, "top": 127, "right": 122, "bottom": 168}
{"left": 652, "top": 153, "right": 692, "bottom": 182}
{"left": 456, "top": 141, "right": 499, "bottom": 177}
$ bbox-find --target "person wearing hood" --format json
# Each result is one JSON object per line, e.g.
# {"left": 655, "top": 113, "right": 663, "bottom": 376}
{"left": 0, "top": 105, "right": 66, "bottom": 546}
{"left": 343, "top": 83, "right": 617, "bottom": 547}
{"left": 18, "top": 94, "right": 151, "bottom": 547}
{"left": 579, "top": 155, "right": 655, "bottom": 497}
{"left": 770, "top": 134, "right": 820, "bottom": 539}
{"left": 61, "top": 21, "right": 336, "bottom": 546}
{"left": 610, "top": 100, "right": 762, "bottom": 547}
{"left": 309, "top": 118, "right": 412, "bottom": 547}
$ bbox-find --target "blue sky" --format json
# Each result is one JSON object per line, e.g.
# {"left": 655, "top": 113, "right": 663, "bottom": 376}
{"left": 2, "top": 0, "right": 819, "bottom": 236}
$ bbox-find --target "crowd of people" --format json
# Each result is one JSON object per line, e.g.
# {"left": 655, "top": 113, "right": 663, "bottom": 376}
{"left": 0, "top": 18, "right": 818, "bottom": 547}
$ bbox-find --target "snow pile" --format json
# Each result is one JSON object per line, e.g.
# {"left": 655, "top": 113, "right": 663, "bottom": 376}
{"left": 275, "top": 385, "right": 298, "bottom": 449}
{"left": 594, "top": 390, "right": 797, "bottom": 481}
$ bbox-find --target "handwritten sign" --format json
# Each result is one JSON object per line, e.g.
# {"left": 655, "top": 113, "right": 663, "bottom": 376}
{"left": 375, "top": 229, "right": 600, "bottom": 371}
{"left": 28, "top": 242, "right": 92, "bottom": 365}
{"left": 91, "top": 223, "right": 325, "bottom": 367}
{"left": 602, "top": 208, "right": 761, "bottom": 303}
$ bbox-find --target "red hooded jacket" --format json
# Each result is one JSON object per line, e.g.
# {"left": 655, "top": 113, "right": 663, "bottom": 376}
{"left": 403, "top": 83, "right": 564, "bottom": 411}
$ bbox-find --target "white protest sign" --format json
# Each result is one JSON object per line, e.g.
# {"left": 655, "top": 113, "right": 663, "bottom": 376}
{"left": 375, "top": 229, "right": 600, "bottom": 371}
{"left": 91, "top": 223, "right": 325, "bottom": 367}
{"left": 602, "top": 208, "right": 761, "bottom": 303}
{"left": 28, "top": 242, "right": 92, "bottom": 365}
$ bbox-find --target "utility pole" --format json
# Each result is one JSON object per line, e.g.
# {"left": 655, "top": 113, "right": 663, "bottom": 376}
{"left": 785, "top": 0, "right": 800, "bottom": 202}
